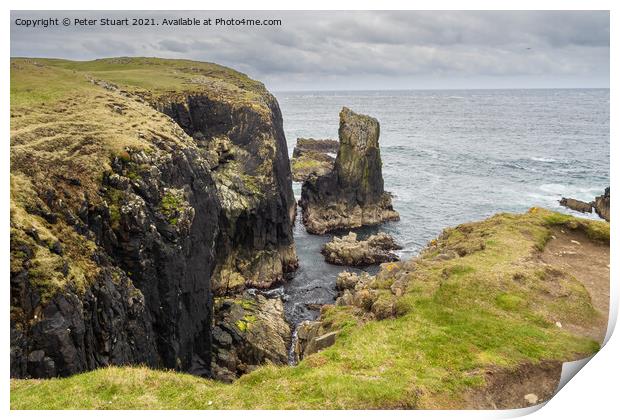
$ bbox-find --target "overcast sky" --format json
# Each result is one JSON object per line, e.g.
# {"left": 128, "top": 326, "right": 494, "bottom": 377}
{"left": 10, "top": 10, "right": 609, "bottom": 91}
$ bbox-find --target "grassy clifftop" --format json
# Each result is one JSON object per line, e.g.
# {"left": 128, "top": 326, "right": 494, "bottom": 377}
{"left": 10, "top": 57, "right": 276, "bottom": 301}
{"left": 11, "top": 57, "right": 269, "bottom": 108}
{"left": 11, "top": 208, "right": 609, "bottom": 409}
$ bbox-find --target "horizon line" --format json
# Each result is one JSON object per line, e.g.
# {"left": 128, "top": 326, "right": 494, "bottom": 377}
{"left": 272, "top": 86, "right": 610, "bottom": 93}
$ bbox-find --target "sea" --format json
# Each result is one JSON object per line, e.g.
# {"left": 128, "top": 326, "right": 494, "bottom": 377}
{"left": 272, "top": 89, "right": 610, "bottom": 336}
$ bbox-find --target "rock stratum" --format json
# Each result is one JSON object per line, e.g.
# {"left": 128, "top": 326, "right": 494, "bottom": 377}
{"left": 300, "top": 107, "right": 399, "bottom": 234}
{"left": 10, "top": 58, "right": 296, "bottom": 379}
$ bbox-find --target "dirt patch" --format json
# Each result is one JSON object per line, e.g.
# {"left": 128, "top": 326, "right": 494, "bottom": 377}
{"left": 539, "top": 226, "right": 610, "bottom": 343}
{"left": 465, "top": 361, "right": 563, "bottom": 409}
{"left": 462, "top": 224, "right": 609, "bottom": 409}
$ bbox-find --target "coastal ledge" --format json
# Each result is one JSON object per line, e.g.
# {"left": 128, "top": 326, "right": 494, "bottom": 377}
{"left": 10, "top": 208, "right": 609, "bottom": 409}
{"left": 290, "top": 138, "right": 338, "bottom": 182}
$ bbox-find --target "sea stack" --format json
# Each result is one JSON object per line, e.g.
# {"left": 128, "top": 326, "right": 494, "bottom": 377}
{"left": 299, "top": 107, "right": 399, "bottom": 234}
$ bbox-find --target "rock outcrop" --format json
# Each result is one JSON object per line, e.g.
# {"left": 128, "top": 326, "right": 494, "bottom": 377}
{"left": 594, "top": 187, "right": 610, "bottom": 222}
{"left": 292, "top": 319, "right": 339, "bottom": 363}
{"left": 321, "top": 232, "right": 401, "bottom": 266}
{"left": 211, "top": 291, "right": 291, "bottom": 382}
{"left": 558, "top": 187, "right": 609, "bottom": 222}
{"left": 10, "top": 58, "right": 297, "bottom": 379}
{"left": 559, "top": 197, "right": 593, "bottom": 214}
{"left": 291, "top": 138, "right": 338, "bottom": 182}
{"left": 300, "top": 107, "right": 399, "bottom": 234}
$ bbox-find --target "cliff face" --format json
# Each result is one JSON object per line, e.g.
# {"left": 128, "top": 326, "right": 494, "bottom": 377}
{"left": 157, "top": 94, "right": 297, "bottom": 294}
{"left": 300, "top": 107, "right": 399, "bottom": 234}
{"left": 10, "top": 58, "right": 296, "bottom": 379}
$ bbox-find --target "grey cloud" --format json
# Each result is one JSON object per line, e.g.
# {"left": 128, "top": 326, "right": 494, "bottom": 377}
{"left": 10, "top": 10, "right": 609, "bottom": 90}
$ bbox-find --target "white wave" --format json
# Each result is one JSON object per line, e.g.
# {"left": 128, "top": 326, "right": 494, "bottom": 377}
{"left": 530, "top": 157, "right": 557, "bottom": 163}
{"left": 538, "top": 184, "right": 602, "bottom": 201}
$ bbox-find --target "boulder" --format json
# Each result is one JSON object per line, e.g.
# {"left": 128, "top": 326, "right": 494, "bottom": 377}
{"left": 322, "top": 231, "right": 401, "bottom": 266}
{"left": 292, "top": 320, "right": 339, "bottom": 362}
{"left": 300, "top": 107, "right": 399, "bottom": 234}
{"left": 211, "top": 291, "right": 291, "bottom": 382}
{"left": 594, "top": 187, "right": 610, "bottom": 222}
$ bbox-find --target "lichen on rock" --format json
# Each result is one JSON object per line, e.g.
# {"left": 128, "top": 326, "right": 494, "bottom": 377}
{"left": 211, "top": 291, "right": 291, "bottom": 382}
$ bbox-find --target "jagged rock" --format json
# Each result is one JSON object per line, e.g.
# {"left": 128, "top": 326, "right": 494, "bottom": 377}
{"left": 10, "top": 58, "right": 298, "bottom": 379}
{"left": 300, "top": 107, "right": 399, "bottom": 234}
{"left": 293, "top": 320, "right": 339, "bottom": 362}
{"left": 158, "top": 92, "right": 298, "bottom": 294}
{"left": 291, "top": 138, "right": 339, "bottom": 182}
{"left": 322, "top": 232, "right": 401, "bottom": 266}
{"left": 211, "top": 292, "right": 291, "bottom": 382}
{"left": 559, "top": 197, "right": 593, "bottom": 214}
{"left": 336, "top": 271, "right": 367, "bottom": 291}
{"left": 594, "top": 187, "right": 610, "bottom": 222}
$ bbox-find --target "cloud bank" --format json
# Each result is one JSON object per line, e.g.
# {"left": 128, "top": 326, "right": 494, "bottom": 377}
{"left": 11, "top": 10, "right": 610, "bottom": 90}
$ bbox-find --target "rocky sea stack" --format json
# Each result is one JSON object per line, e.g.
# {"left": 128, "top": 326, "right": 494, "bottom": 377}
{"left": 300, "top": 107, "right": 399, "bottom": 234}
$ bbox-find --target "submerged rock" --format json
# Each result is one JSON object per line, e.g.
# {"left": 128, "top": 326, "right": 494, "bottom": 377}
{"left": 594, "top": 187, "right": 610, "bottom": 222}
{"left": 322, "top": 232, "right": 401, "bottom": 266}
{"left": 300, "top": 107, "right": 399, "bottom": 234}
{"left": 291, "top": 138, "right": 338, "bottom": 182}
{"left": 211, "top": 291, "right": 291, "bottom": 382}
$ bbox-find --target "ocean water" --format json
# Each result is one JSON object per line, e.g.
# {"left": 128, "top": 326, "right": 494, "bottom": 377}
{"left": 275, "top": 89, "right": 610, "bottom": 328}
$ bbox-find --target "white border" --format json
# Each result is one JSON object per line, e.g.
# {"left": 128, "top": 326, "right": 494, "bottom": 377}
{"left": 2, "top": 2, "right": 617, "bottom": 419}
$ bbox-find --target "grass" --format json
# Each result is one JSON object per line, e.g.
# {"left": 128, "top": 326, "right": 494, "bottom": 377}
{"left": 10, "top": 56, "right": 285, "bottom": 305}
{"left": 11, "top": 208, "right": 607, "bottom": 409}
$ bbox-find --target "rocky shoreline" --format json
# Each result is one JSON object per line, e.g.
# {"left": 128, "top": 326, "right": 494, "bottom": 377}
{"left": 559, "top": 187, "right": 610, "bottom": 222}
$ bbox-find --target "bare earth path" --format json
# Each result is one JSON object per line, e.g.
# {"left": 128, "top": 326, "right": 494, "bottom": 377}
{"left": 466, "top": 224, "right": 610, "bottom": 409}
{"left": 540, "top": 226, "right": 610, "bottom": 343}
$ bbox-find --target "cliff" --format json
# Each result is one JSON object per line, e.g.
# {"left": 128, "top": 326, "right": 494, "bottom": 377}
{"left": 300, "top": 107, "right": 399, "bottom": 234}
{"left": 10, "top": 58, "right": 296, "bottom": 378}
{"left": 11, "top": 209, "right": 609, "bottom": 409}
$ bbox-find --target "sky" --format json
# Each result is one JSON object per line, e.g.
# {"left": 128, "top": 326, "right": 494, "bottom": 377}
{"left": 10, "top": 10, "right": 610, "bottom": 91}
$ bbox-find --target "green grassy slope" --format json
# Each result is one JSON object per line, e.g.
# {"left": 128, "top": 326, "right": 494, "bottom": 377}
{"left": 11, "top": 208, "right": 608, "bottom": 409}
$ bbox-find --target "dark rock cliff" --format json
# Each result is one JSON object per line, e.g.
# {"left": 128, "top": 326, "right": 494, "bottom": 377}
{"left": 300, "top": 107, "right": 399, "bottom": 234}
{"left": 157, "top": 94, "right": 297, "bottom": 295}
{"left": 10, "top": 58, "right": 297, "bottom": 379}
